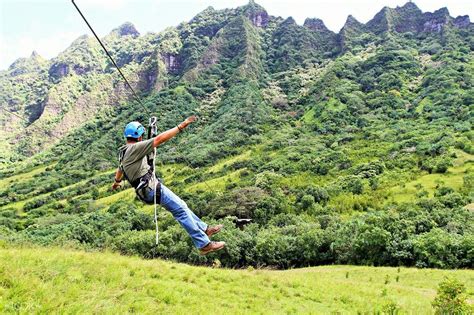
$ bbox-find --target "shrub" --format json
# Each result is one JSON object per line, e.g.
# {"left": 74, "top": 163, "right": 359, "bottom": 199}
{"left": 432, "top": 277, "right": 471, "bottom": 314}
{"left": 413, "top": 229, "right": 464, "bottom": 268}
{"left": 109, "top": 230, "right": 159, "bottom": 258}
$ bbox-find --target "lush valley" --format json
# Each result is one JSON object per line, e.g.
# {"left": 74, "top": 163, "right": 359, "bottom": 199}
{"left": 1, "top": 0, "right": 473, "bottom": 288}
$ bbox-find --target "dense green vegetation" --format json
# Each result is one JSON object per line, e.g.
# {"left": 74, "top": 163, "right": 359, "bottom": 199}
{"left": 1, "top": 1, "right": 473, "bottom": 271}
{"left": 0, "top": 246, "right": 472, "bottom": 313}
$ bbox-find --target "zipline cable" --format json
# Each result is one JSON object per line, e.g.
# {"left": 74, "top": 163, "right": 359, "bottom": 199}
{"left": 71, "top": 0, "right": 151, "bottom": 116}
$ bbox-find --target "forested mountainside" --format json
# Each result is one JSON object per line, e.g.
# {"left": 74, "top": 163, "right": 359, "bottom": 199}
{"left": 0, "top": 1, "right": 473, "bottom": 269}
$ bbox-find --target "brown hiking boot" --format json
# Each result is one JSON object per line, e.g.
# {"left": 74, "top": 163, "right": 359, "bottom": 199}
{"left": 199, "top": 241, "right": 225, "bottom": 255}
{"left": 205, "top": 224, "right": 223, "bottom": 237}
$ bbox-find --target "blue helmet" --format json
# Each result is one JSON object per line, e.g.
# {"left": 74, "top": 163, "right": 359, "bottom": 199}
{"left": 124, "top": 121, "right": 145, "bottom": 139}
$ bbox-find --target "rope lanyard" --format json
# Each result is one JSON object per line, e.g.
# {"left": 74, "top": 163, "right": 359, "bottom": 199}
{"left": 153, "top": 152, "right": 159, "bottom": 245}
{"left": 148, "top": 117, "right": 159, "bottom": 245}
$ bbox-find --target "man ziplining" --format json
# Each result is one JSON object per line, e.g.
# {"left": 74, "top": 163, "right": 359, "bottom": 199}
{"left": 112, "top": 116, "right": 225, "bottom": 255}
{"left": 71, "top": 0, "right": 225, "bottom": 256}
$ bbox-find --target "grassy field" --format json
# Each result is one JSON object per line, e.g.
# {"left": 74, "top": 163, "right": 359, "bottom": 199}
{"left": 0, "top": 246, "right": 472, "bottom": 314}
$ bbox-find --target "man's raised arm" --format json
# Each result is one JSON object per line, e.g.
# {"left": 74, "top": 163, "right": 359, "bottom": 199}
{"left": 153, "top": 115, "right": 197, "bottom": 148}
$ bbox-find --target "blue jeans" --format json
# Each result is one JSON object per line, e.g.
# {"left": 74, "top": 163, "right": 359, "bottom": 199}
{"left": 145, "top": 183, "right": 210, "bottom": 249}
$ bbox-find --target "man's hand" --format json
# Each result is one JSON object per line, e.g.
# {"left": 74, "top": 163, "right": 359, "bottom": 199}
{"left": 112, "top": 168, "right": 124, "bottom": 190}
{"left": 179, "top": 115, "right": 197, "bottom": 130}
{"left": 185, "top": 115, "right": 197, "bottom": 124}
{"left": 154, "top": 115, "right": 199, "bottom": 148}
{"left": 112, "top": 182, "right": 122, "bottom": 191}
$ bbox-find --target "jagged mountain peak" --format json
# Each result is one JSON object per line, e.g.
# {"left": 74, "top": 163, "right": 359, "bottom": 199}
{"left": 401, "top": 1, "right": 420, "bottom": 9}
{"left": 433, "top": 7, "right": 450, "bottom": 16}
{"left": 396, "top": 2, "right": 423, "bottom": 16}
{"left": 8, "top": 50, "right": 46, "bottom": 71}
{"left": 362, "top": 2, "right": 469, "bottom": 34}
{"left": 339, "top": 14, "right": 365, "bottom": 36}
{"left": 304, "top": 18, "right": 332, "bottom": 33}
{"left": 30, "top": 51, "right": 41, "bottom": 59}
{"left": 70, "top": 34, "right": 90, "bottom": 46}
{"left": 2, "top": 0, "right": 473, "bottom": 156}
{"left": 366, "top": 6, "right": 393, "bottom": 34}
{"left": 109, "top": 22, "right": 140, "bottom": 37}
{"left": 192, "top": 5, "right": 216, "bottom": 20}
{"left": 453, "top": 15, "right": 471, "bottom": 28}
{"left": 282, "top": 16, "right": 296, "bottom": 25}
{"left": 239, "top": 0, "right": 269, "bottom": 27}
{"left": 339, "top": 14, "right": 367, "bottom": 49}
{"left": 246, "top": 0, "right": 264, "bottom": 10}
{"left": 344, "top": 15, "right": 363, "bottom": 27}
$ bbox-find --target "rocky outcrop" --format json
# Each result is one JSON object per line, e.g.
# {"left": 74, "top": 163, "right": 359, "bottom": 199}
{"left": 281, "top": 16, "right": 296, "bottom": 26}
{"left": 453, "top": 15, "right": 471, "bottom": 28}
{"left": 303, "top": 18, "right": 339, "bottom": 56}
{"left": 109, "top": 22, "right": 140, "bottom": 37}
{"left": 392, "top": 2, "right": 424, "bottom": 33}
{"left": 304, "top": 18, "right": 331, "bottom": 33}
{"left": 48, "top": 63, "right": 69, "bottom": 79}
{"left": 363, "top": 3, "right": 471, "bottom": 35}
{"left": 47, "top": 35, "right": 107, "bottom": 81}
{"left": 8, "top": 51, "right": 47, "bottom": 77}
{"left": 339, "top": 2, "right": 472, "bottom": 38}
{"left": 163, "top": 53, "right": 180, "bottom": 72}
{"left": 49, "top": 62, "right": 95, "bottom": 79}
{"left": 30, "top": 51, "right": 40, "bottom": 59}
{"left": 242, "top": 0, "right": 269, "bottom": 28}
{"left": 250, "top": 10, "right": 269, "bottom": 28}
{"left": 340, "top": 15, "right": 365, "bottom": 33}
{"left": 422, "top": 8, "right": 450, "bottom": 32}
{"left": 366, "top": 7, "right": 392, "bottom": 34}
{"left": 338, "top": 15, "right": 367, "bottom": 49}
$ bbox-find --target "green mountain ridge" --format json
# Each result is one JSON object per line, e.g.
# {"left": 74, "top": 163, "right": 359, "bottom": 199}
{"left": 0, "top": 1, "right": 473, "bottom": 271}
{"left": 1, "top": 1, "right": 471, "bottom": 157}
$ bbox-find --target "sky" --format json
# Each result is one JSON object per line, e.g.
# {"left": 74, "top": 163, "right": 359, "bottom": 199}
{"left": 0, "top": 0, "right": 473, "bottom": 70}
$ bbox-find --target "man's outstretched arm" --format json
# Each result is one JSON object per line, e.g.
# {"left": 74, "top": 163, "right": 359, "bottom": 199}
{"left": 153, "top": 115, "right": 197, "bottom": 148}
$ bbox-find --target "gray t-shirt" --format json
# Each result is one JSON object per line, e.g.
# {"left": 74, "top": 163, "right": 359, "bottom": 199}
{"left": 119, "top": 138, "right": 155, "bottom": 184}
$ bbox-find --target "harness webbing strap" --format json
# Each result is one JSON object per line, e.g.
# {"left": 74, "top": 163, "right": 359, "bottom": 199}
{"left": 118, "top": 146, "right": 134, "bottom": 186}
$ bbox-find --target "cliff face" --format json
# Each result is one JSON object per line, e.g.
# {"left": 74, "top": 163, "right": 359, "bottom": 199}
{"left": 0, "top": 1, "right": 472, "bottom": 159}
{"left": 241, "top": 0, "right": 269, "bottom": 27}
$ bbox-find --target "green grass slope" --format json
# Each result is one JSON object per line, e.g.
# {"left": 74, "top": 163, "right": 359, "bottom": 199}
{"left": 0, "top": 247, "right": 473, "bottom": 314}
